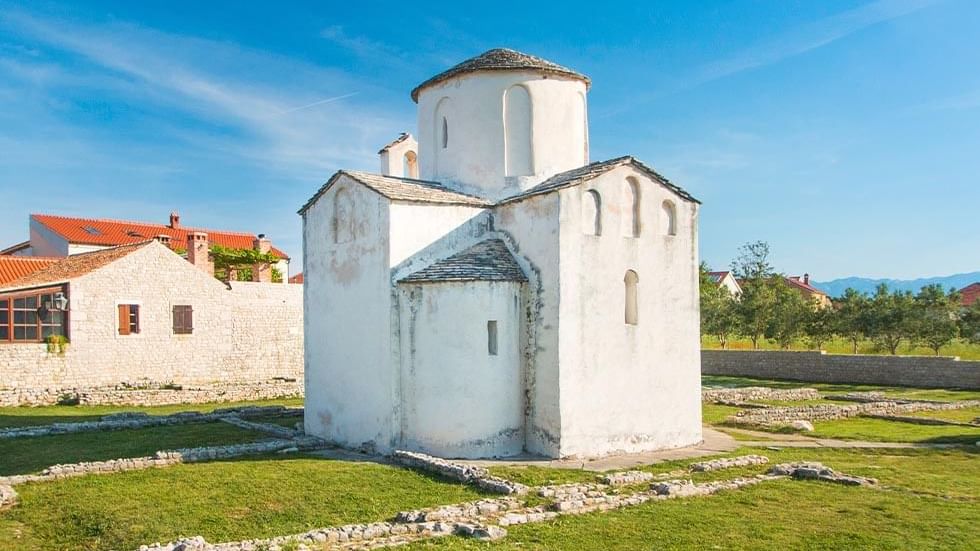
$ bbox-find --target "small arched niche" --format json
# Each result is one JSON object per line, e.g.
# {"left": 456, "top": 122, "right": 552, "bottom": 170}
{"left": 662, "top": 200, "right": 677, "bottom": 236}
{"left": 403, "top": 150, "right": 419, "bottom": 179}
{"left": 624, "top": 270, "right": 639, "bottom": 325}
{"left": 333, "top": 187, "right": 355, "bottom": 244}
{"left": 583, "top": 189, "right": 602, "bottom": 236}
{"left": 622, "top": 177, "right": 640, "bottom": 237}
{"left": 504, "top": 85, "right": 533, "bottom": 176}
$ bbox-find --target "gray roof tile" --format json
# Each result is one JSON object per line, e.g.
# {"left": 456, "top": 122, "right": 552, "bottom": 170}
{"left": 299, "top": 170, "right": 492, "bottom": 214}
{"left": 399, "top": 239, "right": 527, "bottom": 283}
{"left": 497, "top": 156, "right": 700, "bottom": 205}
{"left": 411, "top": 48, "right": 590, "bottom": 102}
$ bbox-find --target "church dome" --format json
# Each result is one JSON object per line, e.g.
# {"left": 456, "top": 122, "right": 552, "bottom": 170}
{"left": 411, "top": 48, "right": 590, "bottom": 102}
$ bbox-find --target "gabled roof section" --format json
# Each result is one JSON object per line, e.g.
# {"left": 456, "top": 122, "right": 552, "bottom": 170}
{"left": 707, "top": 271, "right": 731, "bottom": 283}
{"left": 299, "top": 170, "right": 492, "bottom": 215}
{"left": 0, "top": 240, "right": 31, "bottom": 256}
{"left": 498, "top": 156, "right": 700, "bottom": 205}
{"left": 377, "top": 132, "right": 412, "bottom": 154}
{"left": 31, "top": 214, "right": 289, "bottom": 259}
{"left": 786, "top": 276, "right": 828, "bottom": 296}
{"left": 399, "top": 239, "right": 527, "bottom": 283}
{"left": 0, "top": 257, "right": 60, "bottom": 285}
{"left": 0, "top": 242, "right": 151, "bottom": 291}
{"left": 958, "top": 282, "right": 980, "bottom": 307}
{"left": 411, "top": 48, "right": 590, "bottom": 102}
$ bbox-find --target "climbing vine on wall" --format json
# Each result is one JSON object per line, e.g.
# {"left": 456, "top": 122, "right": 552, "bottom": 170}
{"left": 210, "top": 244, "right": 281, "bottom": 282}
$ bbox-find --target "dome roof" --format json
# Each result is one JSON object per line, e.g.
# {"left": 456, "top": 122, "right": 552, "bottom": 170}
{"left": 410, "top": 48, "right": 590, "bottom": 102}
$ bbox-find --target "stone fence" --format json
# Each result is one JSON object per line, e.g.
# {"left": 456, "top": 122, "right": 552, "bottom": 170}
{"left": 0, "top": 380, "right": 303, "bottom": 408}
{"left": 702, "top": 350, "right": 980, "bottom": 390}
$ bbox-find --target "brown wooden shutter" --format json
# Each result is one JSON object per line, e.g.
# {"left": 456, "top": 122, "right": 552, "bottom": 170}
{"left": 185, "top": 306, "right": 193, "bottom": 333}
{"left": 172, "top": 305, "right": 193, "bottom": 334}
{"left": 172, "top": 305, "right": 180, "bottom": 333}
{"left": 118, "top": 304, "right": 130, "bottom": 335}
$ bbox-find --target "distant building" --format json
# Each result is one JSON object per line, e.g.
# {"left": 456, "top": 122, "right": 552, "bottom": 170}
{"left": 707, "top": 270, "right": 742, "bottom": 297}
{"left": 288, "top": 272, "right": 304, "bottom": 284}
{"left": 786, "top": 274, "right": 832, "bottom": 308}
{"left": 959, "top": 282, "right": 980, "bottom": 307}
{"left": 1, "top": 212, "right": 291, "bottom": 279}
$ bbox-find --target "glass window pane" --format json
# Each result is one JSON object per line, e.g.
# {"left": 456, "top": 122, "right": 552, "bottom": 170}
{"left": 42, "top": 326, "right": 63, "bottom": 338}
{"left": 13, "top": 298, "right": 25, "bottom": 308}
{"left": 0, "top": 299, "right": 7, "bottom": 308}
{"left": 13, "top": 311, "right": 25, "bottom": 324}
{"left": 0, "top": 327, "right": 7, "bottom": 340}
{"left": 24, "top": 296, "right": 36, "bottom": 309}
{"left": 24, "top": 311, "right": 37, "bottom": 324}
{"left": 0, "top": 310, "right": 7, "bottom": 324}
{"left": 13, "top": 326, "right": 25, "bottom": 340}
{"left": 24, "top": 326, "right": 37, "bottom": 340}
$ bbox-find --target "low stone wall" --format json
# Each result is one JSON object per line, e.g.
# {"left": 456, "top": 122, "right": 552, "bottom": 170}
{"left": 0, "top": 380, "right": 303, "bottom": 407}
{"left": 391, "top": 450, "right": 529, "bottom": 495}
{"left": 701, "top": 386, "right": 821, "bottom": 403}
{"left": 702, "top": 350, "right": 980, "bottom": 390}
{"left": 732, "top": 399, "right": 980, "bottom": 426}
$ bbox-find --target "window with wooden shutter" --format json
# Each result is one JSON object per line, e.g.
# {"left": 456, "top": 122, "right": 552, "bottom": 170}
{"left": 118, "top": 304, "right": 139, "bottom": 335}
{"left": 173, "top": 305, "right": 193, "bottom": 334}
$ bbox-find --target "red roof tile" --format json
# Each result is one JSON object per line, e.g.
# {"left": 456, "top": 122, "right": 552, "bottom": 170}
{"left": 31, "top": 214, "right": 289, "bottom": 259}
{"left": 960, "top": 282, "right": 980, "bottom": 307}
{"left": 786, "top": 276, "right": 827, "bottom": 296}
{"left": 288, "top": 272, "right": 304, "bottom": 284}
{"left": 0, "top": 242, "right": 151, "bottom": 291}
{"left": 0, "top": 257, "right": 60, "bottom": 285}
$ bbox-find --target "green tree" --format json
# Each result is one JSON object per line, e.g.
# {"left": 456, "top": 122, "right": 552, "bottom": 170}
{"left": 913, "top": 285, "right": 961, "bottom": 355}
{"left": 699, "top": 263, "right": 738, "bottom": 348}
{"left": 960, "top": 300, "right": 980, "bottom": 344}
{"left": 730, "top": 241, "right": 778, "bottom": 349}
{"left": 766, "top": 278, "right": 808, "bottom": 349}
{"left": 835, "top": 288, "right": 871, "bottom": 354}
{"left": 210, "top": 244, "right": 281, "bottom": 282}
{"left": 804, "top": 300, "right": 836, "bottom": 350}
{"left": 867, "top": 284, "right": 916, "bottom": 355}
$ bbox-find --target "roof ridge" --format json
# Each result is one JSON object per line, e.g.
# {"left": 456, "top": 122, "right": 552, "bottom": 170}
{"left": 31, "top": 213, "right": 261, "bottom": 237}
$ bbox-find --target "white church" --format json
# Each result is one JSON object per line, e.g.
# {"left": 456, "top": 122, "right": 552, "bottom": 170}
{"left": 300, "top": 48, "right": 702, "bottom": 459}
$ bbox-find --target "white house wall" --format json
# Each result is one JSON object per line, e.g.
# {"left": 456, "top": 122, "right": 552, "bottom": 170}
{"left": 29, "top": 218, "right": 71, "bottom": 257}
{"left": 397, "top": 281, "right": 524, "bottom": 458}
{"left": 556, "top": 166, "right": 702, "bottom": 457}
{"left": 0, "top": 242, "right": 303, "bottom": 389}
{"left": 493, "top": 194, "right": 562, "bottom": 457}
{"left": 302, "top": 177, "right": 398, "bottom": 451}
{"left": 388, "top": 202, "right": 490, "bottom": 271}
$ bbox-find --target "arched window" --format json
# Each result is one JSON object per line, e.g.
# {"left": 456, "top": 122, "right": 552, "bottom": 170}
{"left": 583, "top": 189, "right": 601, "bottom": 236}
{"left": 441, "top": 117, "right": 449, "bottom": 149}
{"left": 403, "top": 150, "right": 418, "bottom": 179}
{"left": 662, "top": 200, "right": 677, "bottom": 236}
{"left": 624, "top": 270, "right": 639, "bottom": 325}
{"left": 504, "top": 85, "right": 533, "bottom": 176}
{"left": 434, "top": 97, "right": 452, "bottom": 175}
{"left": 622, "top": 177, "right": 640, "bottom": 237}
{"left": 333, "top": 187, "right": 354, "bottom": 244}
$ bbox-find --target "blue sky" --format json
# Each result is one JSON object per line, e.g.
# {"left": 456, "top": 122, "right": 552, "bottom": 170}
{"left": 1, "top": 0, "right": 977, "bottom": 279}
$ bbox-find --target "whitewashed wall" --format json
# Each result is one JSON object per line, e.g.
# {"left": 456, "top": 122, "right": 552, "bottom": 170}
{"left": 0, "top": 242, "right": 303, "bottom": 390}
{"left": 556, "top": 165, "right": 702, "bottom": 457}
{"left": 303, "top": 177, "right": 397, "bottom": 450}
{"left": 397, "top": 281, "right": 524, "bottom": 458}
{"left": 417, "top": 71, "right": 588, "bottom": 201}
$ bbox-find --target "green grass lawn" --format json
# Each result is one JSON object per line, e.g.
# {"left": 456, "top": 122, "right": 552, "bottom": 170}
{"left": 0, "top": 422, "right": 267, "bottom": 476}
{"left": 0, "top": 456, "right": 487, "bottom": 551}
{"left": 906, "top": 407, "right": 980, "bottom": 423}
{"left": 0, "top": 398, "right": 304, "bottom": 429}
{"left": 414, "top": 447, "right": 980, "bottom": 550}
{"left": 805, "top": 417, "right": 980, "bottom": 444}
{"left": 702, "top": 335, "right": 980, "bottom": 360}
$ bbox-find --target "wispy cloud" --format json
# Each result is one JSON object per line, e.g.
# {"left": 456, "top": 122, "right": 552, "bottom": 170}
{"left": 601, "top": 0, "right": 940, "bottom": 118}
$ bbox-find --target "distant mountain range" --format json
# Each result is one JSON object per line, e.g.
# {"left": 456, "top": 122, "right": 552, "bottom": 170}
{"left": 811, "top": 272, "right": 980, "bottom": 298}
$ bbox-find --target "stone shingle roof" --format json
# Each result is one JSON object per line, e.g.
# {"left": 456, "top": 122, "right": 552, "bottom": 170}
{"left": 377, "top": 132, "right": 412, "bottom": 154}
{"left": 497, "top": 156, "right": 700, "bottom": 205}
{"left": 399, "top": 239, "right": 527, "bottom": 283}
{"left": 411, "top": 48, "right": 590, "bottom": 102}
{"left": 299, "top": 170, "right": 492, "bottom": 214}
{"left": 0, "top": 242, "right": 151, "bottom": 292}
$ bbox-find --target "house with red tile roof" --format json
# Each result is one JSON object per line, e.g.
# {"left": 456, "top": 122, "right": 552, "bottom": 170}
{"left": 959, "top": 282, "right": 980, "bottom": 308}
{"left": 0, "top": 240, "right": 302, "bottom": 400}
{"left": 2, "top": 211, "right": 290, "bottom": 280}
{"left": 786, "top": 274, "right": 832, "bottom": 308}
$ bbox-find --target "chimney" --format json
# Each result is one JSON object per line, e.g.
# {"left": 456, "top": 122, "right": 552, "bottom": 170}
{"left": 803, "top": 273, "right": 810, "bottom": 285}
{"left": 169, "top": 211, "right": 181, "bottom": 228}
{"left": 251, "top": 233, "right": 273, "bottom": 283}
{"left": 155, "top": 234, "right": 172, "bottom": 247}
{"left": 187, "top": 232, "right": 213, "bottom": 275}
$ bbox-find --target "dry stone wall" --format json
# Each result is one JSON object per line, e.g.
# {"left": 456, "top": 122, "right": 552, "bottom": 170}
{"left": 0, "top": 380, "right": 302, "bottom": 407}
{"left": 702, "top": 350, "right": 980, "bottom": 389}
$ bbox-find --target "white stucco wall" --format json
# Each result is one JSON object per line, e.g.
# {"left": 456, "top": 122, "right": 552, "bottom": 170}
{"left": 493, "top": 194, "right": 563, "bottom": 457}
{"left": 388, "top": 202, "right": 490, "bottom": 271}
{"left": 397, "top": 281, "right": 524, "bottom": 458}
{"left": 302, "top": 176, "right": 398, "bottom": 451}
{"left": 417, "top": 71, "right": 588, "bottom": 201}
{"left": 0, "top": 241, "right": 303, "bottom": 389}
{"left": 555, "top": 166, "right": 702, "bottom": 458}
{"left": 29, "top": 218, "right": 71, "bottom": 257}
